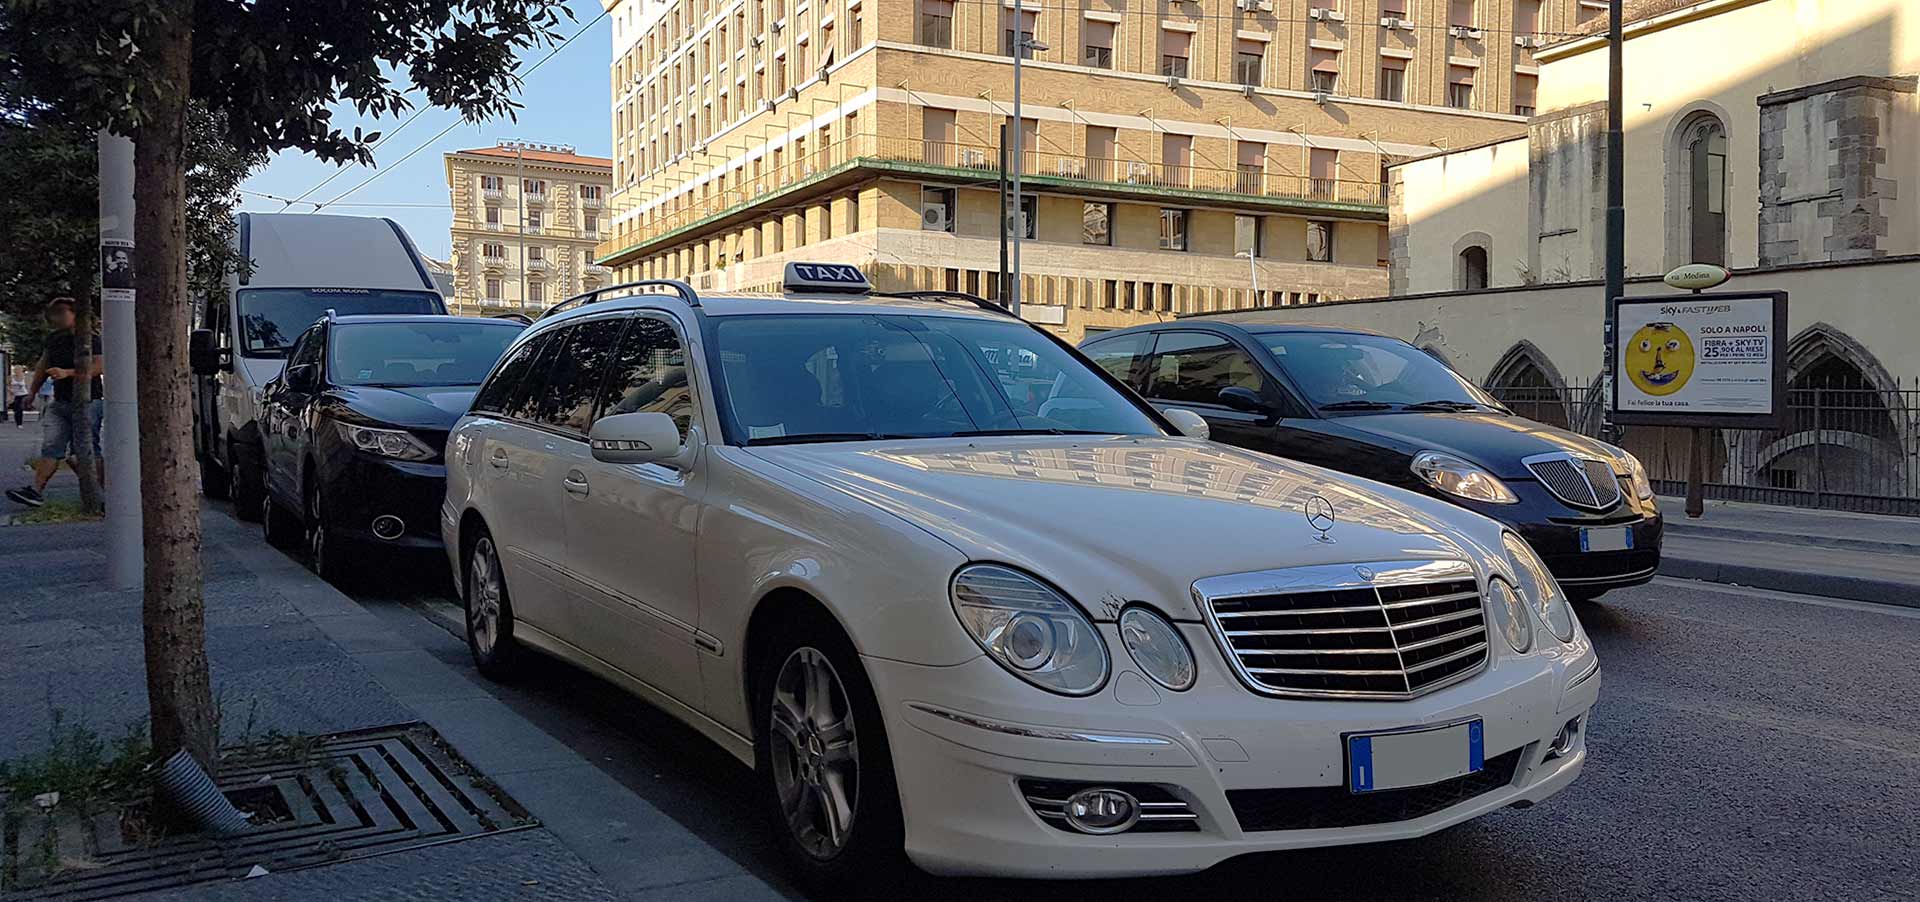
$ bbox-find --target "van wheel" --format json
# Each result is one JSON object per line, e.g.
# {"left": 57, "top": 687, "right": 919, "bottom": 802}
{"left": 231, "top": 440, "right": 264, "bottom": 522}
{"left": 200, "top": 454, "right": 230, "bottom": 501}
{"left": 754, "top": 613, "right": 905, "bottom": 889}
{"left": 464, "top": 527, "right": 522, "bottom": 681}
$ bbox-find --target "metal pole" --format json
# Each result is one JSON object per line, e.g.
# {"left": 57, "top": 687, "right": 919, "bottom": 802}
{"left": 1685, "top": 427, "right": 1706, "bottom": 518}
{"left": 98, "top": 130, "right": 143, "bottom": 590}
{"left": 1244, "top": 251, "right": 1260, "bottom": 301}
{"left": 998, "top": 130, "right": 1009, "bottom": 303}
{"left": 1010, "top": 41, "right": 1024, "bottom": 317}
{"left": 517, "top": 144, "right": 527, "bottom": 315}
{"left": 1602, "top": 0, "right": 1625, "bottom": 442}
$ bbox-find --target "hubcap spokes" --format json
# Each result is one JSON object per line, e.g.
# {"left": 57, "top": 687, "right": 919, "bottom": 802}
{"left": 469, "top": 540, "right": 501, "bottom": 656}
{"left": 770, "top": 647, "right": 859, "bottom": 859}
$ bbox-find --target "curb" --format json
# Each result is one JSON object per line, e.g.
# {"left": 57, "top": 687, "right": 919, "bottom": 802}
{"left": 1658, "top": 554, "right": 1920, "bottom": 609}
{"left": 1661, "top": 522, "right": 1920, "bottom": 557}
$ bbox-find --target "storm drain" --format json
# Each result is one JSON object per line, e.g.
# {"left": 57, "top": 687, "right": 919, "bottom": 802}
{"left": 1, "top": 722, "right": 535, "bottom": 899}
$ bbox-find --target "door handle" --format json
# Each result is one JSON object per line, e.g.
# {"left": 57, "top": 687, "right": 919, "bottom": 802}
{"left": 489, "top": 449, "right": 509, "bottom": 470}
{"left": 563, "top": 470, "right": 591, "bottom": 497}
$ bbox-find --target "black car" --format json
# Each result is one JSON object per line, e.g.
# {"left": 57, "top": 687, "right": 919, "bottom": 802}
{"left": 1081, "top": 321, "right": 1662, "bottom": 599}
{"left": 258, "top": 314, "right": 524, "bottom": 578}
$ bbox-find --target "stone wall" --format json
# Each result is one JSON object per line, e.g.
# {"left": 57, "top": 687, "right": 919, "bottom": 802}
{"left": 1758, "top": 75, "right": 1918, "bottom": 266}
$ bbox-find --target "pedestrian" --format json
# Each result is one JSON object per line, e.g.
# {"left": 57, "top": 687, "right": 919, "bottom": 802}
{"left": 7, "top": 371, "right": 23, "bottom": 427}
{"left": 6, "top": 298, "right": 105, "bottom": 508}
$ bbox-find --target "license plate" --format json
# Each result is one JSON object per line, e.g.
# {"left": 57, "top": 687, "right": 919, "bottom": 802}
{"left": 1348, "top": 720, "right": 1483, "bottom": 793}
{"left": 1580, "top": 526, "right": 1633, "bottom": 552}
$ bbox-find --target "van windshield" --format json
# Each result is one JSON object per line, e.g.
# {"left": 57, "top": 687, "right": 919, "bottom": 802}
{"left": 237, "top": 288, "right": 441, "bottom": 357}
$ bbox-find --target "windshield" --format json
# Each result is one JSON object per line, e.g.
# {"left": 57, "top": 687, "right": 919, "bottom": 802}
{"left": 1257, "top": 332, "right": 1503, "bottom": 412}
{"left": 712, "top": 314, "right": 1165, "bottom": 444}
{"left": 238, "top": 288, "right": 441, "bottom": 356}
{"left": 329, "top": 321, "right": 523, "bottom": 387}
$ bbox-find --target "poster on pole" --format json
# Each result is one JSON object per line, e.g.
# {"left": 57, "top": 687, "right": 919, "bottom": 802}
{"left": 101, "top": 237, "right": 136, "bottom": 298}
{"left": 1611, "top": 290, "right": 1787, "bottom": 430}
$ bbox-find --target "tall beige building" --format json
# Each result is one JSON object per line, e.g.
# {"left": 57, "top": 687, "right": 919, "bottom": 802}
{"left": 597, "top": 0, "right": 1595, "bottom": 339}
{"left": 444, "top": 141, "right": 615, "bottom": 316}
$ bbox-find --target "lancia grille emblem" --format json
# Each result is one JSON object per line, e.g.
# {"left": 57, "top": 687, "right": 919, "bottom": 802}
{"left": 1305, "top": 495, "right": 1336, "bottom": 542}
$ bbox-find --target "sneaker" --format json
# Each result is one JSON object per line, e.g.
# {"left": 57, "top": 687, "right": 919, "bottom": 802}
{"left": 6, "top": 487, "right": 45, "bottom": 508}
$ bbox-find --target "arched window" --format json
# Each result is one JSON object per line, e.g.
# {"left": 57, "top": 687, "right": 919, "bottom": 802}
{"left": 1485, "top": 341, "right": 1569, "bottom": 428}
{"left": 1678, "top": 113, "right": 1727, "bottom": 266}
{"left": 1457, "top": 245, "right": 1489, "bottom": 291}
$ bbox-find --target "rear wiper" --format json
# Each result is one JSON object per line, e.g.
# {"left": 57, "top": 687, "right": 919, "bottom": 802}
{"left": 1318, "top": 400, "right": 1397, "bottom": 411}
{"left": 1402, "top": 400, "right": 1484, "bottom": 412}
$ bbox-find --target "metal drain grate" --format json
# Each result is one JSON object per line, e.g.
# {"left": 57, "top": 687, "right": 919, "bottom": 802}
{"left": 1, "top": 722, "right": 535, "bottom": 899}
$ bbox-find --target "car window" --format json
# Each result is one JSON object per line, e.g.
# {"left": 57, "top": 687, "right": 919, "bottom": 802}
{"left": 473, "top": 334, "right": 545, "bottom": 414}
{"left": 1082, "top": 333, "right": 1151, "bottom": 388}
{"left": 501, "top": 331, "right": 561, "bottom": 422}
{"left": 1143, "top": 332, "right": 1264, "bottom": 407}
{"left": 594, "top": 316, "right": 696, "bottom": 441}
{"left": 1257, "top": 331, "right": 1500, "bottom": 410}
{"left": 534, "top": 318, "right": 626, "bottom": 435}
{"left": 712, "top": 313, "right": 1163, "bottom": 444}
{"left": 328, "top": 321, "right": 522, "bottom": 387}
{"left": 286, "top": 326, "right": 325, "bottom": 379}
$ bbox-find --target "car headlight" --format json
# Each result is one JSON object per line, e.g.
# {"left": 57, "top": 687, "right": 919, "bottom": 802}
{"left": 1621, "top": 451, "right": 1655, "bottom": 501}
{"left": 1487, "top": 577, "right": 1533, "bottom": 653}
{"left": 337, "top": 423, "right": 437, "bottom": 462}
{"left": 1411, "top": 451, "right": 1518, "bottom": 504}
{"left": 951, "top": 564, "right": 1110, "bottom": 696}
{"left": 1117, "top": 606, "right": 1195, "bottom": 691}
{"left": 1502, "top": 532, "right": 1576, "bottom": 643}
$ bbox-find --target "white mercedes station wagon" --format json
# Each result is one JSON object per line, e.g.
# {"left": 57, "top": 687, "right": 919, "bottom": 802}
{"left": 441, "top": 263, "right": 1598, "bottom": 885}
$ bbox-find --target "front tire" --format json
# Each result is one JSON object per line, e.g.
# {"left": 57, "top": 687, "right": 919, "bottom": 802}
{"left": 230, "top": 439, "right": 264, "bottom": 522}
{"left": 1568, "top": 587, "right": 1609, "bottom": 603}
{"left": 261, "top": 490, "right": 299, "bottom": 549}
{"left": 754, "top": 613, "right": 904, "bottom": 888}
{"left": 304, "top": 483, "right": 349, "bottom": 586}
{"left": 200, "top": 453, "right": 230, "bottom": 501}
{"left": 464, "top": 527, "right": 522, "bottom": 681}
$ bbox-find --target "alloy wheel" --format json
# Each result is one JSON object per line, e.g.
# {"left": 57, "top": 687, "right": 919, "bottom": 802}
{"left": 468, "top": 538, "right": 503, "bottom": 658}
{"left": 769, "top": 647, "right": 860, "bottom": 860}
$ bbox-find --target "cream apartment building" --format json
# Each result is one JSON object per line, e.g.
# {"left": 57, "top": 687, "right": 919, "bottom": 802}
{"left": 597, "top": 0, "right": 1602, "bottom": 339}
{"left": 444, "top": 141, "right": 615, "bottom": 316}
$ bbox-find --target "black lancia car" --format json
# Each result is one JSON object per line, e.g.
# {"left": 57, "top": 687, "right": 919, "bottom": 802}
{"left": 258, "top": 314, "right": 524, "bottom": 579}
{"left": 1081, "top": 321, "right": 1662, "bottom": 600}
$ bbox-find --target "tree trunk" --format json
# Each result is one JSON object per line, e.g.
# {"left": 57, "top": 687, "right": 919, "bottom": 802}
{"left": 69, "top": 295, "right": 105, "bottom": 513}
{"left": 134, "top": 1, "right": 217, "bottom": 771}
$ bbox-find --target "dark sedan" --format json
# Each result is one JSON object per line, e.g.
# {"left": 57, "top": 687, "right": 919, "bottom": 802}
{"left": 1081, "top": 321, "right": 1662, "bottom": 600}
{"left": 258, "top": 314, "right": 524, "bottom": 579}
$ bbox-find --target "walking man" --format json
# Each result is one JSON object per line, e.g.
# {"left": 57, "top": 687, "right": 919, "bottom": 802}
{"left": 7, "top": 298, "right": 105, "bottom": 508}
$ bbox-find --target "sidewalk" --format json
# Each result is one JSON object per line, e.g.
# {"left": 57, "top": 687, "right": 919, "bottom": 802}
{"left": 0, "top": 509, "right": 785, "bottom": 901}
{"left": 1656, "top": 496, "right": 1920, "bottom": 607}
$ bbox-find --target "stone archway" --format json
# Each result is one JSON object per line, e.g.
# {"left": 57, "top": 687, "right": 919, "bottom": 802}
{"left": 1484, "top": 341, "right": 1571, "bottom": 429}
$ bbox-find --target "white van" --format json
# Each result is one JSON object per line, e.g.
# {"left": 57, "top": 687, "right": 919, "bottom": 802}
{"left": 191, "top": 213, "right": 446, "bottom": 519}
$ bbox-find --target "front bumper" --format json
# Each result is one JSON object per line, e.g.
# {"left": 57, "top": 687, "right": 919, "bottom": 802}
{"left": 315, "top": 451, "right": 448, "bottom": 550}
{"left": 871, "top": 623, "right": 1599, "bottom": 879}
{"left": 1448, "top": 483, "right": 1664, "bottom": 590}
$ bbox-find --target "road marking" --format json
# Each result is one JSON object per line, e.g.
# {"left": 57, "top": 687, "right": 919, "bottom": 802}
{"left": 1652, "top": 576, "right": 1920, "bottom": 620}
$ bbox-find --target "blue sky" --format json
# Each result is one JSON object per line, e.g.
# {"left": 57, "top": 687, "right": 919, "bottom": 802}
{"left": 236, "top": 0, "right": 612, "bottom": 260}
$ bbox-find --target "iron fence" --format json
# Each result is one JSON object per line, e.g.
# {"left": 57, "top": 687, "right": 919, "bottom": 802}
{"left": 1485, "top": 380, "right": 1920, "bottom": 517}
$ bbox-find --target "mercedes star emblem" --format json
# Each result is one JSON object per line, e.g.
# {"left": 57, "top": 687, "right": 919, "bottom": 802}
{"left": 1305, "top": 495, "right": 1336, "bottom": 542}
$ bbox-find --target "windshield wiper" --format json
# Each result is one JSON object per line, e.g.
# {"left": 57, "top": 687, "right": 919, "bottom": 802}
{"left": 952, "top": 428, "right": 1114, "bottom": 437}
{"left": 1318, "top": 400, "right": 1397, "bottom": 411}
{"left": 1402, "top": 400, "right": 1485, "bottom": 412}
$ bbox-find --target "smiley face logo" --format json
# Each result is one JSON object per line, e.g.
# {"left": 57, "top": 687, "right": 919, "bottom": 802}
{"left": 1625, "top": 322, "right": 1695, "bottom": 396}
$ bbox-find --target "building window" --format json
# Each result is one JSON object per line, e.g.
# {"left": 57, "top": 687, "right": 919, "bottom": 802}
{"left": 527, "top": 210, "right": 543, "bottom": 231}
{"left": 1083, "top": 202, "right": 1112, "bottom": 245}
{"left": 528, "top": 281, "right": 545, "bottom": 304}
{"left": 1515, "top": 0, "right": 1541, "bottom": 36}
{"left": 482, "top": 242, "right": 505, "bottom": 259}
{"left": 1003, "top": 10, "right": 1036, "bottom": 58}
{"left": 1447, "top": 67, "right": 1474, "bottom": 108}
{"left": 920, "top": 0, "right": 953, "bottom": 48}
{"left": 480, "top": 175, "right": 503, "bottom": 191}
{"left": 1309, "top": 48, "right": 1339, "bottom": 94}
{"left": 1379, "top": 60, "right": 1406, "bottom": 102}
{"left": 1235, "top": 215, "right": 1261, "bottom": 258}
{"left": 1307, "top": 220, "right": 1334, "bottom": 262}
{"left": 1159, "top": 208, "right": 1188, "bottom": 251}
{"left": 584, "top": 214, "right": 598, "bottom": 236}
{"left": 485, "top": 277, "right": 503, "bottom": 300}
{"left": 1381, "top": 0, "right": 1406, "bottom": 14}
{"left": 1015, "top": 194, "right": 1037, "bottom": 240}
{"left": 1162, "top": 133, "right": 1192, "bottom": 188}
{"left": 1514, "top": 73, "right": 1537, "bottom": 117}
{"left": 1234, "top": 39, "right": 1263, "bottom": 87}
{"left": 922, "top": 186, "right": 955, "bottom": 232}
{"left": 1449, "top": 0, "right": 1476, "bottom": 27}
{"left": 1577, "top": 0, "right": 1604, "bottom": 25}
{"left": 485, "top": 206, "right": 501, "bottom": 225}
{"left": 923, "top": 107, "right": 956, "bottom": 165}
{"left": 1683, "top": 114, "right": 1728, "bottom": 266}
{"left": 580, "top": 185, "right": 602, "bottom": 202}
{"left": 1160, "top": 30, "right": 1190, "bottom": 78}
{"left": 1458, "top": 245, "right": 1489, "bottom": 290}
{"left": 1085, "top": 126, "right": 1117, "bottom": 180}
{"left": 528, "top": 245, "right": 544, "bottom": 262}
{"left": 1083, "top": 21, "right": 1114, "bottom": 69}
{"left": 1236, "top": 141, "right": 1265, "bottom": 194}
{"left": 1310, "top": 147, "right": 1338, "bottom": 200}
{"left": 522, "top": 178, "right": 547, "bottom": 195}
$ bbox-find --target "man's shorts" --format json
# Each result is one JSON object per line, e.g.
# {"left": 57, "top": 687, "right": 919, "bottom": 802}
{"left": 40, "top": 399, "right": 103, "bottom": 461}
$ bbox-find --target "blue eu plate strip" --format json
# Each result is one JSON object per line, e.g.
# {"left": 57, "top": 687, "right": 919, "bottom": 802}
{"left": 1349, "top": 736, "right": 1373, "bottom": 793}
{"left": 1468, "top": 720, "right": 1485, "bottom": 772}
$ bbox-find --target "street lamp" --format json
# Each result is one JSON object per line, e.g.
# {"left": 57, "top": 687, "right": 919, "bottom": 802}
{"left": 1010, "top": 36, "right": 1049, "bottom": 318}
{"left": 1236, "top": 249, "right": 1260, "bottom": 304}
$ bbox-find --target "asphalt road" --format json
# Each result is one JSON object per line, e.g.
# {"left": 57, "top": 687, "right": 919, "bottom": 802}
{"left": 340, "top": 555, "right": 1920, "bottom": 902}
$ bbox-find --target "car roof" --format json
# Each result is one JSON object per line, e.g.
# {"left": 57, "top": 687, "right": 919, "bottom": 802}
{"left": 329, "top": 314, "right": 525, "bottom": 326}
{"left": 535, "top": 289, "right": 1018, "bottom": 325}
{"left": 1088, "top": 319, "right": 1397, "bottom": 342}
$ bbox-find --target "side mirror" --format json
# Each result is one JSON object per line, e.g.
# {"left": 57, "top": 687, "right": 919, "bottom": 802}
{"left": 1162, "top": 408, "right": 1211, "bottom": 441}
{"left": 1217, "top": 386, "right": 1272, "bottom": 414}
{"left": 590, "top": 412, "right": 682, "bottom": 464}
{"left": 189, "top": 329, "right": 223, "bottom": 376}
{"left": 284, "top": 363, "right": 319, "bottom": 393}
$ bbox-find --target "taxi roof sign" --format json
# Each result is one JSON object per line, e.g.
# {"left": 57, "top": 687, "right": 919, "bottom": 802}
{"left": 784, "top": 262, "right": 870, "bottom": 294}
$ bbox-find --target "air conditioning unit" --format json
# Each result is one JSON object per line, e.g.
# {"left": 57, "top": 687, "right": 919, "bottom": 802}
{"left": 1515, "top": 35, "right": 1540, "bottom": 49}
{"left": 1165, "top": 75, "right": 1180, "bottom": 89}
{"left": 1234, "top": 0, "right": 1259, "bottom": 9}
{"left": 751, "top": 34, "right": 764, "bottom": 46}
{"left": 771, "top": 18, "right": 784, "bottom": 32}
{"left": 1055, "top": 159, "right": 1084, "bottom": 178}
{"left": 1308, "top": 7, "right": 1327, "bottom": 19}
{"left": 1314, "top": 88, "right": 1331, "bottom": 105}
{"left": 959, "top": 148, "right": 990, "bottom": 168}
{"left": 760, "top": 99, "right": 775, "bottom": 112}
{"left": 1325, "top": 9, "right": 1346, "bottom": 21}
{"left": 1241, "top": 83, "right": 1256, "bottom": 97}
{"left": 816, "top": 66, "right": 829, "bottom": 82}
{"left": 1380, "top": 16, "right": 1402, "bottom": 28}
{"left": 921, "top": 206, "right": 950, "bottom": 230}
{"left": 1124, "top": 162, "right": 1151, "bottom": 184}
{"left": 786, "top": 87, "right": 800, "bottom": 101}
{"left": 1450, "top": 26, "right": 1484, "bottom": 39}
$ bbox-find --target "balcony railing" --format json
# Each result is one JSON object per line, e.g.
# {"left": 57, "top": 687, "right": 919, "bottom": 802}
{"left": 581, "top": 195, "right": 604, "bottom": 209}
{"left": 482, "top": 187, "right": 503, "bottom": 202}
{"left": 600, "top": 131, "right": 1383, "bottom": 259}
{"left": 525, "top": 259, "right": 552, "bottom": 273}
{"left": 524, "top": 190, "right": 549, "bottom": 206}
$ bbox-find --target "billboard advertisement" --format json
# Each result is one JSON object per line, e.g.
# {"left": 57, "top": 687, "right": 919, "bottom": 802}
{"left": 1611, "top": 291, "right": 1788, "bottom": 430}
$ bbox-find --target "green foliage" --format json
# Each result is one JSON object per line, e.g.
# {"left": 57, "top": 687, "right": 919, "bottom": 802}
{"left": 1, "top": 0, "right": 574, "bottom": 165}
{"left": 0, "top": 709, "right": 154, "bottom": 816}
{"left": 8, "top": 500, "right": 105, "bottom": 525}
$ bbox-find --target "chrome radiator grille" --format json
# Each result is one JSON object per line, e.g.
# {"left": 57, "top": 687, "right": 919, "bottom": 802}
{"left": 1526, "top": 453, "right": 1622, "bottom": 511}
{"left": 1195, "top": 560, "right": 1489, "bottom": 699}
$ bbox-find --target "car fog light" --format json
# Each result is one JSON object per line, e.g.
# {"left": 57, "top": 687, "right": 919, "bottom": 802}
{"left": 371, "top": 515, "right": 406, "bottom": 540}
{"left": 1063, "top": 788, "right": 1139, "bottom": 835}
{"left": 1547, "top": 715, "right": 1583, "bottom": 759}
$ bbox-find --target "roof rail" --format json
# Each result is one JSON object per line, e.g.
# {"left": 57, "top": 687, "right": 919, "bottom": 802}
{"left": 871, "top": 290, "right": 1018, "bottom": 318}
{"left": 540, "top": 279, "right": 699, "bottom": 320}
